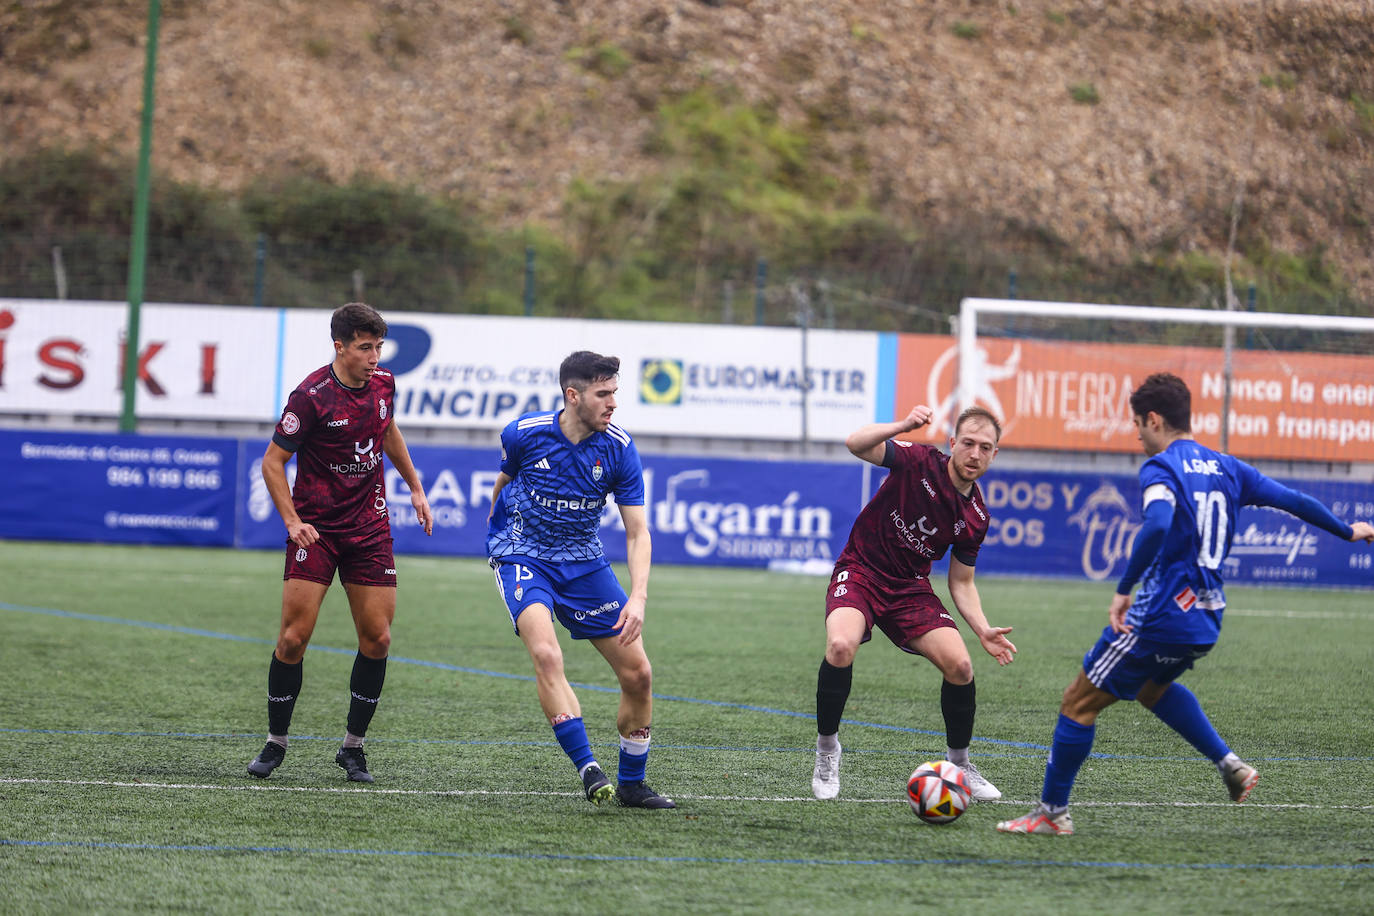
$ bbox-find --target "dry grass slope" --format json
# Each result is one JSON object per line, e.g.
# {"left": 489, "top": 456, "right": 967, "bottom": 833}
{"left": 3, "top": 0, "right": 1372, "bottom": 300}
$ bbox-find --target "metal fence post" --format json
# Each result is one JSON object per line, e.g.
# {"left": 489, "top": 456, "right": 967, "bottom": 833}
{"left": 252, "top": 233, "right": 266, "bottom": 307}
{"left": 754, "top": 257, "right": 767, "bottom": 325}
{"left": 524, "top": 246, "right": 535, "bottom": 316}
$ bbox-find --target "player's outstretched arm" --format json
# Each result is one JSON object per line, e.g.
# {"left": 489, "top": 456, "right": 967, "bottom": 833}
{"left": 948, "top": 558, "right": 1016, "bottom": 666}
{"left": 383, "top": 421, "right": 433, "bottom": 535}
{"left": 844, "top": 405, "right": 934, "bottom": 465}
{"left": 1348, "top": 521, "right": 1374, "bottom": 543}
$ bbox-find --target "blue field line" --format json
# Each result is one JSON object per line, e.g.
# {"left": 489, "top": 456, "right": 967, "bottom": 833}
{"left": 2, "top": 838, "right": 1369, "bottom": 872}
{"left": 1, "top": 600, "right": 1044, "bottom": 749}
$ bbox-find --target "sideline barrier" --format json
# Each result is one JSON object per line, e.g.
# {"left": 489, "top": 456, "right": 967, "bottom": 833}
{"left": 4, "top": 429, "right": 1371, "bottom": 588}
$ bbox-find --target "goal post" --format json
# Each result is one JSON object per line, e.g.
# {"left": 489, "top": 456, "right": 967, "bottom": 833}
{"left": 956, "top": 297, "right": 1374, "bottom": 468}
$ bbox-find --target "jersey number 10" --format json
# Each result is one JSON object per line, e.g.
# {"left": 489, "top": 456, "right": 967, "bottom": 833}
{"left": 1192, "top": 490, "right": 1229, "bottom": 570}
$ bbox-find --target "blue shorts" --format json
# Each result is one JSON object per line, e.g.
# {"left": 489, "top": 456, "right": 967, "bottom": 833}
{"left": 489, "top": 556, "right": 628, "bottom": 640}
{"left": 1082, "top": 625, "right": 1213, "bottom": 701}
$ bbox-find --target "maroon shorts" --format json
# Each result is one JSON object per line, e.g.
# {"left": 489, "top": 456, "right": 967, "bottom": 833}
{"left": 824, "top": 564, "right": 956, "bottom": 654}
{"left": 283, "top": 526, "right": 396, "bottom": 588}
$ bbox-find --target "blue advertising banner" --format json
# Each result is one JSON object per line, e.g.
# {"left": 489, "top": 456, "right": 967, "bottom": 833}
{"left": 0, "top": 429, "right": 236, "bottom": 546}
{"left": 974, "top": 468, "right": 1374, "bottom": 590}
{"left": 6, "top": 429, "right": 1370, "bottom": 589}
{"left": 235, "top": 439, "right": 868, "bottom": 568}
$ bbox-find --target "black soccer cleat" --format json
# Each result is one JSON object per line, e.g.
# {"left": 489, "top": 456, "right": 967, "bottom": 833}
{"left": 581, "top": 763, "right": 614, "bottom": 805}
{"left": 335, "top": 746, "right": 374, "bottom": 783}
{"left": 247, "top": 740, "right": 286, "bottom": 779}
{"left": 615, "top": 780, "right": 677, "bottom": 809}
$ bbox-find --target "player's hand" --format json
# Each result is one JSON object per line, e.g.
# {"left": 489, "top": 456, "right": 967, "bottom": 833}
{"left": 1108, "top": 592, "right": 1134, "bottom": 633}
{"left": 1349, "top": 521, "right": 1374, "bottom": 543}
{"left": 286, "top": 520, "right": 319, "bottom": 549}
{"left": 904, "top": 405, "right": 934, "bottom": 431}
{"left": 978, "top": 626, "right": 1017, "bottom": 666}
{"left": 615, "top": 595, "right": 647, "bottom": 646}
{"left": 412, "top": 491, "right": 434, "bottom": 536}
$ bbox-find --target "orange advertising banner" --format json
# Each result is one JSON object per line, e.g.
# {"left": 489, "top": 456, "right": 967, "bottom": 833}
{"left": 894, "top": 334, "right": 1374, "bottom": 463}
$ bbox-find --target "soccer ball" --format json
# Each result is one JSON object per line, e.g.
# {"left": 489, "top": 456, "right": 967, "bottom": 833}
{"left": 906, "top": 761, "right": 971, "bottom": 825}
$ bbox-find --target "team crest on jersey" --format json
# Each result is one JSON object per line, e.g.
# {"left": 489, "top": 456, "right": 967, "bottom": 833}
{"left": 592, "top": 459, "right": 603, "bottom": 481}
{"left": 379, "top": 398, "right": 387, "bottom": 420}
{"left": 281, "top": 411, "right": 301, "bottom": 435}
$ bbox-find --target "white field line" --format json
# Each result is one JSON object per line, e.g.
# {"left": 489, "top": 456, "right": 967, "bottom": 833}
{"left": 3, "top": 777, "right": 1371, "bottom": 810}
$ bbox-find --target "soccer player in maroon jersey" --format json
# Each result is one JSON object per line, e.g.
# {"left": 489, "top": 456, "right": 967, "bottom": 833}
{"left": 247, "top": 302, "right": 433, "bottom": 783}
{"left": 812, "top": 404, "right": 1016, "bottom": 801}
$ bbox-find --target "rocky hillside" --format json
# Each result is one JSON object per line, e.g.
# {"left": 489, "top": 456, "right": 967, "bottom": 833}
{"left": 4, "top": 0, "right": 1373, "bottom": 301}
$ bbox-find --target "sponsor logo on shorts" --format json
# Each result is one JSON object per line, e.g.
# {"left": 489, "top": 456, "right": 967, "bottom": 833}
{"left": 1155, "top": 653, "right": 1183, "bottom": 664}
{"left": 574, "top": 600, "right": 621, "bottom": 621}
{"left": 295, "top": 548, "right": 307, "bottom": 562}
{"left": 384, "top": 568, "right": 396, "bottom": 576}
{"left": 940, "top": 613, "right": 953, "bottom": 622}
{"left": 281, "top": 411, "right": 301, "bottom": 435}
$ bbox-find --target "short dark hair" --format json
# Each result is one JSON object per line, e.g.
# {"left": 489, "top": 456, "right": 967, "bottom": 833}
{"left": 331, "top": 302, "right": 387, "bottom": 344}
{"left": 954, "top": 405, "right": 1002, "bottom": 443}
{"left": 1130, "top": 372, "right": 1191, "bottom": 432}
{"left": 559, "top": 350, "right": 620, "bottom": 392}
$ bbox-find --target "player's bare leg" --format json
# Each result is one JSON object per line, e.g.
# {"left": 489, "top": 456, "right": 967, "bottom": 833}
{"left": 519, "top": 607, "right": 609, "bottom": 803}
{"left": 595, "top": 635, "right": 674, "bottom": 808}
{"left": 911, "top": 627, "right": 1000, "bottom": 800}
{"left": 329, "top": 583, "right": 396, "bottom": 783}
{"left": 248, "top": 579, "right": 328, "bottom": 778}
{"left": 814, "top": 607, "right": 866, "bottom": 799}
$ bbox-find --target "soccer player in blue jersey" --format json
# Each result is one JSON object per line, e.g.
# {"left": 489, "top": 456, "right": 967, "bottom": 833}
{"left": 997, "top": 373, "right": 1374, "bottom": 836}
{"left": 487, "top": 351, "right": 673, "bottom": 809}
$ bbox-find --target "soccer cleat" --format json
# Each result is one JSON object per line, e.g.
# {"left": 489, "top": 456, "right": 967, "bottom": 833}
{"left": 335, "top": 746, "right": 374, "bottom": 783}
{"left": 1222, "top": 759, "right": 1259, "bottom": 803}
{"left": 996, "top": 805, "right": 1075, "bottom": 836}
{"left": 581, "top": 763, "right": 614, "bottom": 805}
{"left": 247, "top": 740, "right": 286, "bottom": 778}
{"left": 953, "top": 759, "right": 1002, "bottom": 801}
{"left": 812, "top": 745, "right": 842, "bottom": 800}
{"left": 616, "top": 781, "right": 677, "bottom": 809}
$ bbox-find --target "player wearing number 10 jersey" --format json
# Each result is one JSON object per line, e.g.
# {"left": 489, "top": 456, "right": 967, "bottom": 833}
{"left": 998, "top": 372, "right": 1374, "bottom": 836}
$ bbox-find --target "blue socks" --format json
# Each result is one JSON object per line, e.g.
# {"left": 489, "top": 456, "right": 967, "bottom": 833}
{"left": 618, "top": 733, "right": 650, "bottom": 784}
{"left": 1149, "top": 683, "right": 1229, "bottom": 763}
{"left": 552, "top": 717, "right": 596, "bottom": 772}
{"left": 1041, "top": 714, "right": 1095, "bottom": 808}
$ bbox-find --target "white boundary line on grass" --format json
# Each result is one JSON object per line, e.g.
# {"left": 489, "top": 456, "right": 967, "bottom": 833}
{"left": 4, "top": 777, "right": 1372, "bottom": 810}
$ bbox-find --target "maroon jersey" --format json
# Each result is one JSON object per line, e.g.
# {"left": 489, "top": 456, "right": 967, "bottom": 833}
{"left": 272, "top": 364, "right": 396, "bottom": 535}
{"left": 835, "top": 440, "right": 990, "bottom": 590}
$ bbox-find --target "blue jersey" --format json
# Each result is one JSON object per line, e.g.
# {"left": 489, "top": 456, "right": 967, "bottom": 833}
{"left": 486, "top": 411, "right": 645, "bottom": 564}
{"left": 1127, "top": 440, "right": 1270, "bottom": 643}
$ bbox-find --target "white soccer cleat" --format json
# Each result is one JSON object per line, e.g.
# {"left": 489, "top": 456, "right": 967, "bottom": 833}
{"left": 952, "top": 759, "right": 1001, "bottom": 800}
{"left": 1222, "top": 758, "right": 1259, "bottom": 803}
{"left": 996, "top": 804, "right": 1075, "bottom": 836}
{"left": 812, "top": 745, "right": 842, "bottom": 800}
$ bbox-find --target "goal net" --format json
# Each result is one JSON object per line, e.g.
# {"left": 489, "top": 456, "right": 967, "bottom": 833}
{"left": 954, "top": 298, "right": 1374, "bottom": 472}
